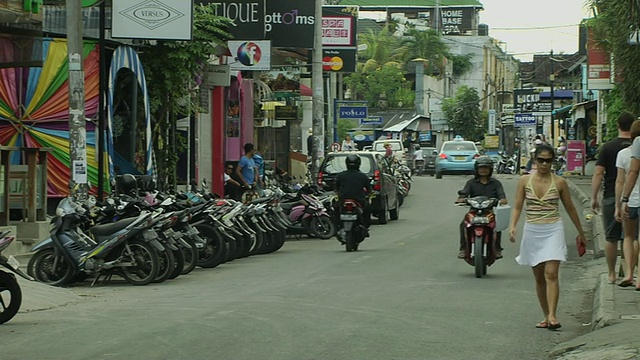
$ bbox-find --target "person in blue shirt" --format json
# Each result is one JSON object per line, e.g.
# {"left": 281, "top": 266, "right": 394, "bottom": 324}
{"left": 252, "top": 150, "right": 265, "bottom": 196}
{"left": 236, "top": 143, "right": 258, "bottom": 189}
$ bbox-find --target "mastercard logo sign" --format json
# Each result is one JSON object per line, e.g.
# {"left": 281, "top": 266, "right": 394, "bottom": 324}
{"left": 323, "top": 56, "right": 344, "bottom": 71}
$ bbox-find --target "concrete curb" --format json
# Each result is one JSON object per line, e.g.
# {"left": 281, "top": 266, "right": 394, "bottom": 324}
{"left": 590, "top": 274, "right": 616, "bottom": 331}
{"left": 565, "top": 178, "right": 605, "bottom": 258}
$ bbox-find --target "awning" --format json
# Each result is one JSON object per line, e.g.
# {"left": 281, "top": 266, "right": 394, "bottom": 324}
{"left": 383, "top": 115, "right": 430, "bottom": 132}
{"left": 552, "top": 104, "right": 573, "bottom": 118}
{"left": 539, "top": 90, "right": 574, "bottom": 99}
{"left": 299, "top": 83, "right": 312, "bottom": 97}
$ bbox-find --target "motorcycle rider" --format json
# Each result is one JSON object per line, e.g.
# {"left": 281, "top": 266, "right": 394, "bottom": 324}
{"left": 335, "top": 154, "right": 372, "bottom": 231}
{"left": 456, "top": 156, "right": 508, "bottom": 258}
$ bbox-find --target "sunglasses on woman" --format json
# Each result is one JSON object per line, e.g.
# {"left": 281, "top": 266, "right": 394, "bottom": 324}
{"left": 536, "top": 157, "right": 554, "bottom": 164}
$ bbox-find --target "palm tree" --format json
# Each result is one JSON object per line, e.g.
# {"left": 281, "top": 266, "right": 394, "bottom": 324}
{"left": 358, "top": 24, "right": 403, "bottom": 71}
{"left": 399, "top": 28, "right": 449, "bottom": 76}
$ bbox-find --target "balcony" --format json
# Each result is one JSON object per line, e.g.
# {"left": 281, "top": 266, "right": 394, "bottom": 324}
{"left": 0, "top": 0, "right": 43, "bottom": 24}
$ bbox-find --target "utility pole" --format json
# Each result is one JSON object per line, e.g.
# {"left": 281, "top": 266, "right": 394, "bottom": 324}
{"left": 67, "top": 0, "right": 88, "bottom": 200}
{"left": 549, "top": 49, "right": 555, "bottom": 147}
{"left": 311, "top": 0, "right": 324, "bottom": 177}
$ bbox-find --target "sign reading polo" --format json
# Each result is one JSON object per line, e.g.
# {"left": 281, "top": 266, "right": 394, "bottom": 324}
{"left": 112, "top": 0, "right": 193, "bottom": 40}
{"left": 339, "top": 106, "right": 367, "bottom": 120}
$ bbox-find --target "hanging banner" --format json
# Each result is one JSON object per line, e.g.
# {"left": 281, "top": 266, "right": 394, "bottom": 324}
{"left": 228, "top": 40, "right": 271, "bottom": 70}
{"left": 587, "top": 28, "right": 614, "bottom": 90}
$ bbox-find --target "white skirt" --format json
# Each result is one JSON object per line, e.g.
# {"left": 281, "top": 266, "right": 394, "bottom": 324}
{"left": 515, "top": 221, "right": 567, "bottom": 267}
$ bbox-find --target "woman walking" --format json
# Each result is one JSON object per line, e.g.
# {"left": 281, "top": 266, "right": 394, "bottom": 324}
{"left": 509, "top": 144, "right": 586, "bottom": 330}
{"left": 342, "top": 134, "right": 357, "bottom": 151}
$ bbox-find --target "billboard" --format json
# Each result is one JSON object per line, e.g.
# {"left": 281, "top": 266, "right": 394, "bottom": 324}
{"left": 587, "top": 28, "right": 614, "bottom": 90}
{"left": 228, "top": 40, "right": 271, "bottom": 70}
{"left": 265, "top": 0, "right": 315, "bottom": 48}
{"left": 322, "top": 48, "right": 356, "bottom": 73}
{"left": 198, "top": 0, "right": 266, "bottom": 40}
{"left": 112, "top": 0, "right": 193, "bottom": 40}
{"left": 415, "top": 7, "right": 475, "bottom": 35}
{"left": 322, "top": 6, "right": 358, "bottom": 47}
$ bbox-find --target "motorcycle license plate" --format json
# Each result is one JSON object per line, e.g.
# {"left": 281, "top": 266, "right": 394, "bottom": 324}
{"left": 143, "top": 229, "right": 159, "bottom": 241}
{"left": 340, "top": 214, "right": 358, "bottom": 221}
{"left": 471, "top": 216, "right": 490, "bottom": 224}
{"left": 7, "top": 255, "right": 19, "bottom": 270}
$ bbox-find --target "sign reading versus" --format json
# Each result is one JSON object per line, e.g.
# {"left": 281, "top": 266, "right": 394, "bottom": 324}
{"left": 112, "top": 0, "right": 194, "bottom": 40}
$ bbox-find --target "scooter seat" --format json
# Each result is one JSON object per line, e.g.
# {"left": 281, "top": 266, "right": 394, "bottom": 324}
{"left": 90, "top": 217, "right": 139, "bottom": 236}
{"left": 280, "top": 201, "right": 302, "bottom": 211}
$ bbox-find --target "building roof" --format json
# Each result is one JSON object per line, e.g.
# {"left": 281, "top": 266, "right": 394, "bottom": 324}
{"left": 339, "top": 0, "right": 483, "bottom": 9}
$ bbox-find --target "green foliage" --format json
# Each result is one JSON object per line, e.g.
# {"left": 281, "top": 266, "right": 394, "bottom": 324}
{"left": 400, "top": 28, "right": 449, "bottom": 75}
{"left": 358, "top": 25, "right": 402, "bottom": 64}
{"left": 337, "top": 119, "right": 357, "bottom": 141}
{"left": 441, "top": 85, "right": 485, "bottom": 141}
{"left": 137, "top": 4, "right": 230, "bottom": 188}
{"left": 604, "top": 86, "right": 625, "bottom": 141}
{"left": 344, "top": 65, "right": 414, "bottom": 108}
{"left": 450, "top": 53, "right": 474, "bottom": 77}
{"left": 589, "top": 1, "right": 640, "bottom": 116}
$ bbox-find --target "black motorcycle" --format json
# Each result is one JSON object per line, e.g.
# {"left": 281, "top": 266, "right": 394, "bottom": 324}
{"left": 0, "top": 231, "right": 33, "bottom": 324}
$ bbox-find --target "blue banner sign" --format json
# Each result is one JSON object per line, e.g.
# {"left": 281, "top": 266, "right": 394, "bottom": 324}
{"left": 514, "top": 113, "right": 536, "bottom": 127}
{"left": 360, "top": 116, "right": 382, "bottom": 125}
{"left": 339, "top": 106, "right": 368, "bottom": 119}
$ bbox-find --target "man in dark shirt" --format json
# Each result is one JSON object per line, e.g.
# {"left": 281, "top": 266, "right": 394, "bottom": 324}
{"left": 456, "top": 156, "right": 508, "bottom": 258}
{"left": 336, "top": 154, "right": 372, "bottom": 227}
{"left": 591, "top": 111, "right": 634, "bottom": 283}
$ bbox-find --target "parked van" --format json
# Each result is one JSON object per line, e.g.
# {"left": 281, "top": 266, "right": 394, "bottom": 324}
{"left": 372, "top": 139, "right": 406, "bottom": 164}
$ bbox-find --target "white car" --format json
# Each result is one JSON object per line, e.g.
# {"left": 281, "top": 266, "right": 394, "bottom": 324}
{"left": 372, "top": 139, "right": 406, "bottom": 164}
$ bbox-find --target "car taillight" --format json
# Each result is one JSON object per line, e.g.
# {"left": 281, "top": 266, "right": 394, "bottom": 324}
{"left": 373, "top": 170, "right": 381, "bottom": 191}
{"left": 317, "top": 171, "right": 323, "bottom": 187}
{"left": 439, "top": 153, "right": 447, "bottom": 159}
{"left": 473, "top": 154, "right": 480, "bottom": 159}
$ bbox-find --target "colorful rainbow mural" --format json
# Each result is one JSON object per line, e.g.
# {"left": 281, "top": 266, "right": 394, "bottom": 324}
{"left": 0, "top": 37, "right": 106, "bottom": 196}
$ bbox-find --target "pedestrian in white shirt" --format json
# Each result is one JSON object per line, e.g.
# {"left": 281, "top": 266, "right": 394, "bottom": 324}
{"left": 342, "top": 134, "right": 357, "bottom": 151}
{"left": 616, "top": 120, "right": 640, "bottom": 288}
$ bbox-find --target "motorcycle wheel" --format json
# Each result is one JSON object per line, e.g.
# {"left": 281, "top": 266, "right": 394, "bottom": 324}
{"left": 195, "top": 225, "right": 225, "bottom": 269}
{"left": 120, "top": 240, "right": 159, "bottom": 286}
{"left": 167, "top": 249, "right": 185, "bottom": 280}
{"left": 271, "top": 229, "right": 286, "bottom": 252}
{"left": 28, "top": 249, "right": 74, "bottom": 287}
{"left": 180, "top": 237, "right": 199, "bottom": 275}
{"left": 0, "top": 271, "right": 21, "bottom": 324}
{"left": 223, "top": 236, "right": 238, "bottom": 262}
{"left": 311, "top": 215, "right": 336, "bottom": 239}
{"left": 378, "top": 198, "right": 388, "bottom": 225}
{"left": 474, "top": 236, "right": 484, "bottom": 278}
{"left": 345, "top": 231, "right": 355, "bottom": 252}
{"left": 153, "top": 248, "right": 176, "bottom": 283}
{"left": 398, "top": 193, "right": 404, "bottom": 207}
{"left": 249, "top": 230, "right": 264, "bottom": 256}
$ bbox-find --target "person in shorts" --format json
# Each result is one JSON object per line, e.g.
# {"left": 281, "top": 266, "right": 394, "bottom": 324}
{"left": 615, "top": 120, "right": 640, "bottom": 287}
{"left": 594, "top": 111, "right": 634, "bottom": 283}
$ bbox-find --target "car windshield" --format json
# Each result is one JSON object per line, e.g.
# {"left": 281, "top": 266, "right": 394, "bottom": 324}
{"left": 373, "top": 142, "right": 401, "bottom": 151}
{"left": 442, "top": 142, "right": 476, "bottom": 152}
{"left": 322, "top": 155, "right": 374, "bottom": 175}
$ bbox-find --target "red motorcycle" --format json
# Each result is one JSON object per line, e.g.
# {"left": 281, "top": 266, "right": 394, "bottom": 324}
{"left": 457, "top": 195, "right": 502, "bottom": 278}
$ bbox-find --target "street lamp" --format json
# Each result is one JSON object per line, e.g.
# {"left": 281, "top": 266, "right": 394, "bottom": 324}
{"left": 586, "top": 90, "right": 594, "bottom": 101}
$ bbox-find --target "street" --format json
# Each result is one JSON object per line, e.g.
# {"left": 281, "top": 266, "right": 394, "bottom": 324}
{"left": 1, "top": 176, "right": 593, "bottom": 360}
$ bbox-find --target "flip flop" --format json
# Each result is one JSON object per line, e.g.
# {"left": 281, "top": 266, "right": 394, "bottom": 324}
{"left": 618, "top": 279, "right": 634, "bottom": 288}
{"left": 548, "top": 322, "right": 562, "bottom": 330}
{"left": 535, "top": 321, "right": 548, "bottom": 329}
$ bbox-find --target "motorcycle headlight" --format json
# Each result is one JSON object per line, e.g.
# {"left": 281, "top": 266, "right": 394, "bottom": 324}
{"left": 468, "top": 199, "right": 481, "bottom": 208}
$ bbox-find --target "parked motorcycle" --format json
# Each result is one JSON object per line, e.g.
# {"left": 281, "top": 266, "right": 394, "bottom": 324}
{"left": 28, "top": 197, "right": 161, "bottom": 286}
{"left": 0, "top": 232, "right": 33, "bottom": 324}
{"left": 281, "top": 188, "right": 335, "bottom": 239}
{"left": 496, "top": 151, "right": 516, "bottom": 174}
{"left": 457, "top": 195, "right": 502, "bottom": 278}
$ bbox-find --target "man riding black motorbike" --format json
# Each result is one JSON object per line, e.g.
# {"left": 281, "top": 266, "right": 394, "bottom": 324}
{"left": 456, "top": 156, "right": 508, "bottom": 258}
{"left": 335, "top": 154, "right": 372, "bottom": 230}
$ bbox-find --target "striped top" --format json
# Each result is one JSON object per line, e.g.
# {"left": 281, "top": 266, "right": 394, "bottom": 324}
{"left": 525, "top": 175, "right": 560, "bottom": 224}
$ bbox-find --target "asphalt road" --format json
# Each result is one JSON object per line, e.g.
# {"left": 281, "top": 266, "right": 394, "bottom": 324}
{"left": 1, "top": 175, "right": 594, "bottom": 360}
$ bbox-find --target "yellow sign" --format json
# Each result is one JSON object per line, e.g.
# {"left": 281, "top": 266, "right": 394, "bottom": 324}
{"left": 484, "top": 135, "right": 500, "bottom": 149}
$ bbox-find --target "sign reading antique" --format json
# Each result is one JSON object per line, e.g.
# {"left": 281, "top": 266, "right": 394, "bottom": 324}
{"left": 198, "top": 0, "right": 266, "bottom": 40}
{"left": 112, "top": 0, "right": 193, "bottom": 40}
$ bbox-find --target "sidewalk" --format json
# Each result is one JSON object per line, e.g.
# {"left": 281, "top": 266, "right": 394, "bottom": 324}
{"left": 553, "top": 174, "right": 640, "bottom": 359}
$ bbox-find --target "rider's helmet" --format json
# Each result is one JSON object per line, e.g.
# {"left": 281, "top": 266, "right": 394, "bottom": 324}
{"left": 345, "top": 154, "right": 361, "bottom": 170}
{"left": 118, "top": 174, "right": 138, "bottom": 196}
{"left": 474, "top": 156, "right": 494, "bottom": 177}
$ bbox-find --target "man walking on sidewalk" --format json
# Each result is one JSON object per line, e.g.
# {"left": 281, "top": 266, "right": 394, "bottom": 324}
{"left": 592, "top": 111, "right": 634, "bottom": 283}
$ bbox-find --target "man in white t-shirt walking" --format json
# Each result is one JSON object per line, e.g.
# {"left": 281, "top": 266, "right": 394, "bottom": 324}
{"left": 615, "top": 120, "right": 640, "bottom": 287}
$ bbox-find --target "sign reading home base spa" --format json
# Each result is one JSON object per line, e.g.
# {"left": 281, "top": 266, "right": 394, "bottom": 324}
{"left": 112, "top": 0, "right": 193, "bottom": 40}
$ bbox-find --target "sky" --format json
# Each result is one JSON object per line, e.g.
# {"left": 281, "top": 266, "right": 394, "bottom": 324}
{"left": 479, "top": 0, "right": 593, "bottom": 61}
